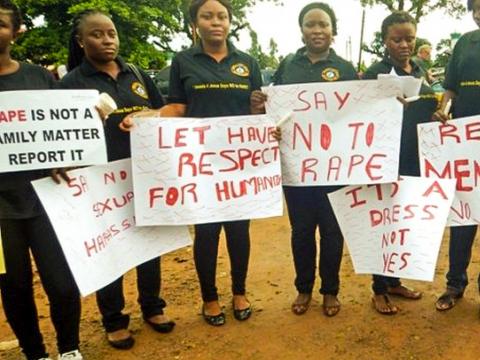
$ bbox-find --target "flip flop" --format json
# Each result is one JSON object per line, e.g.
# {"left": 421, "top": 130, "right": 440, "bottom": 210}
{"left": 387, "top": 285, "right": 422, "bottom": 300}
{"left": 372, "top": 295, "right": 398, "bottom": 315}
{"left": 435, "top": 289, "right": 463, "bottom": 311}
{"left": 291, "top": 293, "right": 312, "bottom": 315}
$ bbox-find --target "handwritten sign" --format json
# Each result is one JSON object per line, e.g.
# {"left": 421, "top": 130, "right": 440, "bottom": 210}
{"left": 0, "top": 90, "right": 107, "bottom": 172}
{"left": 262, "top": 80, "right": 403, "bottom": 185}
{"left": 419, "top": 116, "right": 480, "bottom": 226}
{"left": 328, "top": 177, "right": 455, "bottom": 281}
{"left": 32, "top": 159, "right": 191, "bottom": 296}
{"left": 131, "top": 115, "right": 283, "bottom": 225}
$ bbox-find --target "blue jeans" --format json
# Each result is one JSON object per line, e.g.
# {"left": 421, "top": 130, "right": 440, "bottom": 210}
{"left": 446, "top": 225, "right": 478, "bottom": 293}
{"left": 283, "top": 186, "right": 344, "bottom": 295}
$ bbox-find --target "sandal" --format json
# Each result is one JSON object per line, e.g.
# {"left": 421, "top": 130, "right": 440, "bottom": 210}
{"left": 372, "top": 294, "right": 398, "bottom": 315}
{"left": 291, "top": 293, "right": 312, "bottom": 315}
{"left": 435, "top": 288, "right": 463, "bottom": 311}
{"left": 322, "top": 294, "right": 341, "bottom": 317}
{"left": 387, "top": 285, "right": 422, "bottom": 300}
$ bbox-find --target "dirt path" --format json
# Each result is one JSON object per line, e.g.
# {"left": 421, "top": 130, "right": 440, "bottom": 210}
{"left": 1, "top": 213, "right": 480, "bottom": 359}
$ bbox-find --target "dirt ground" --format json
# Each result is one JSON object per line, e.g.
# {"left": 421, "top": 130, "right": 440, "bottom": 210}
{"left": 1, "top": 212, "right": 480, "bottom": 360}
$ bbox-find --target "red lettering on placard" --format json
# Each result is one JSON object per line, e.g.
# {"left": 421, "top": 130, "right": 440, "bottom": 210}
{"left": 345, "top": 186, "right": 366, "bottom": 208}
{"left": 439, "top": 123, "right": 461, "bottom": 144}
{"left": 334, "top": 91, "right": 350, "bottom": 110}
{"left": 149, "top": 184, "right": 198, "bottom": 208}
{"left": 422, "top": 180, "right": 448, "bottom": 200}
{"left": 301, "top": 158, "right": 318, "bottom": 182}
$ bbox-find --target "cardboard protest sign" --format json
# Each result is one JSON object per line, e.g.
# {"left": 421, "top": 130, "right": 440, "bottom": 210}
{"left": 419, "top": 116, "right": 480, "bottom": 226}
{"left": 262, "top": 80, "right": 404, "bottom": 186}
{"left": 32, "top": 159, "right": 191, "bottom": 296}
{"left": 328, "top": 177, "right": 455, "bottom": 281}
{"left": 0, "top": 230, "right": 5, "bottom": 274}
{"left": 131, "top": 115, "right": 283, "bottom": 225}
{"left": 0, "top": 90, "right": 107, "bottom": 172}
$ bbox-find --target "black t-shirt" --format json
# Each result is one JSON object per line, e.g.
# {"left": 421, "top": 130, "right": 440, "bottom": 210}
{"left": 167, "top": 42, "right": 262, "bottom": 117}
{"left": 443, "top": 29, "right": 480, "bottom": 118}
{"left": 363, "top": 57, "right": 438, "bottom": 176}
{"left": 61, "top": 57, "right": 164, "bottom": 161}
{"left": 272, "top": 47, "right": 358, "bottom": 85}
{"left": 0, "top": 63, "right": 56, "bottom": 219}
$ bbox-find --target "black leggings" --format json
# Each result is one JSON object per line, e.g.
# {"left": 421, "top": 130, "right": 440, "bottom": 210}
{"left": 0, "top": 215, "right": 81, "bottom": 360}
{"left": 194, "top": 220, "right": 250, "bottom": 302}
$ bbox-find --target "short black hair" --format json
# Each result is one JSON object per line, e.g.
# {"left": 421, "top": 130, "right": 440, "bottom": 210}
{"left": 298, "top": 2, "right": 337, "bottom": 36}
{"left": 381, "top": 11, "right": 416, "bottom": 40}
{"left": 188, "top": 0, "right": 232, "bottom": 24}
{"left": 0, "top": 0, "right": 22, "bottom": 33}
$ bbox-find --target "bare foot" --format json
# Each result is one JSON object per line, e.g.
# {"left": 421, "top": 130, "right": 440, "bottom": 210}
{"left": 323, "top": 294, "right": 341, "bottom": 317}
{"left": 233, "top": 295, "right": 250, "bottom": 310}
{"left": 372, "top": 294, "right": 398, "bottom": 315}
{"left": 203, "top": 300, "right": 223, "bottom": 316}
{"left": 107, "top": 328, "right": 131, "bottom": 342}
{"left": 387, "top": 285, "right": 422, "bottom": 300}
{"left": 291, "top": 293, "right": 312, "bottom": 315}
{"left": 146, "top": 314, "right": 171, "bottom": 324}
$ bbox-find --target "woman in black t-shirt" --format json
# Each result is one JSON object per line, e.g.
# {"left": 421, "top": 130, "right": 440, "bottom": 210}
{"left": 363, "top": 11, "right": 437, "bottom": 315}
{"left": 0, "top": 1, "right": 82, "bottom": 359}
{"left": 61, "top": 10, "right": 173, "bottom": 350}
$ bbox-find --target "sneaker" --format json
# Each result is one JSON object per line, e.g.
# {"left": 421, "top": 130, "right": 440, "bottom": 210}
{"left": 58, "top": 350, "right": 83, "bottom": 359}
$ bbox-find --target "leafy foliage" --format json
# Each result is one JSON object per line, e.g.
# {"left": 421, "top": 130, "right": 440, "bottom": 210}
{"left": 12, "top": 0, "right": 279, "bottom": 69}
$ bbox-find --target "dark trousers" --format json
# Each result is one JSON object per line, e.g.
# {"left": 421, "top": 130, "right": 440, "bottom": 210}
{"left": 0, "top": 215, "right": 81, "bottom": 360}
{"left": 96, "top": 256, "right": 166, "bottom": 332}
{"left": 372, "top": 275, "right": 402, "bottom": 295}
{"left": 194, "top": 220, "right": 250, "bottom": 302}
{"left": 446, "top": 225, "right": 478, "bottom": 293}
{"left": 283, "top": 186, "right": 344, "bottom": 295}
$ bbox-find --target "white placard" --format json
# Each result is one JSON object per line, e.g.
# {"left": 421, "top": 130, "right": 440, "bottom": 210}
{"left": 32, "top": 159, "right": 191, "bottom": 296}
{"left": 263, "top": 80, "right": 403, "bottom": 186}
{"left": 0, "top": 90, "right": 107, "bottom": 172}
{"left": 131, "top": 115, "right": 283, "bottom": 225}
{"left": 328, "top": 177, "right": 455, "bottom": 281}
{"left": 419, "top": 116, "right": 480, "bottom": 226}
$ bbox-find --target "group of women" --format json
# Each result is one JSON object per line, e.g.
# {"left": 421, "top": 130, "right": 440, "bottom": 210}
{"left": 1, "top": 0, "right": 480, "bottom": 358}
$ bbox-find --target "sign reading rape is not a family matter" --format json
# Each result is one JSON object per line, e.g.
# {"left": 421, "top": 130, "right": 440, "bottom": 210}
{"left": 131, "top": 115, "right": 283, "bottom": 226}
{"left": 0, "top": 90, "right": 107, "bottom": 172}
{"left": 262, "top": 80, "right": 404, "bottom": 186}
{"left": 328, "top": 177, "right": 455, "bottom": 281}
{"left": 32, "top": 159, "right": 191, "bottom": 296}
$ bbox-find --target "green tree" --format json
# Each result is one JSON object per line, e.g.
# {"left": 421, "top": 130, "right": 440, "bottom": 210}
{"left": 13, "top": 0, "right": 278, "bottom": 68}
{"left": 359, "top": 0, "right": 466, "bottom": 22}
{"left": 247, "top": 28, "right": 279, "bottom": 69}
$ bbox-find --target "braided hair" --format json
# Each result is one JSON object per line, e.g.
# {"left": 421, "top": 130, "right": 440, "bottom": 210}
{"left": 0, "top": 0, "right": 22, "bottom": 33}
{"left": 67, "top": 9, "right": 108, "bottom": 71}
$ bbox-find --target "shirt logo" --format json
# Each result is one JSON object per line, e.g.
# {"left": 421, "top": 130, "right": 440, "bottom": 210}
{"left": 321, "top": 68, "right": 340, "bottom": 81}
{"left": 231, "top": 63, "right": 250, "bottom": 77}
{"left": 131, "top": 81, "right": 148, "bottom": 100}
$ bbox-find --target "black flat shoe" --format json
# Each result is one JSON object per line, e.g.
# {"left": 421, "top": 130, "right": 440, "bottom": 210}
{"left": 144, "top": 317, "right": 176, "bottom": 333}
{"left": 201, "top": 306, "right": 226, "bottom": 326}
{"left": 233, "top": 306, "right": 252, "bottom": 321}
{"left": 107, "top": 331, "right": 135, "bottom": 350}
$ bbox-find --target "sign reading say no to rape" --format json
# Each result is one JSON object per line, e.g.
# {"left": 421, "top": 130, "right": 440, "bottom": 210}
{"left": 263, "top": 80, "right": 404, "bottom": 186}
{"left": 131, "top": 115, "right": 283, "bottom": 225}
{"left": 0, "top": 90, "right": 107, "bottom": 172}
{"left": 328, "top": 177, "right": 455, "bottom": 281}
